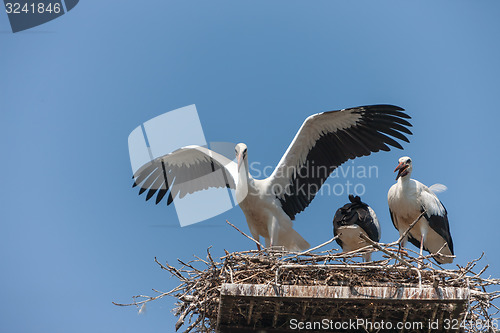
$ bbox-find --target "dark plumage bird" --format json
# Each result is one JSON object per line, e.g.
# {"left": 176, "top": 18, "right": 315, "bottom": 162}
{"left": 333, "top": 194, "right": 381, "bottom": 261}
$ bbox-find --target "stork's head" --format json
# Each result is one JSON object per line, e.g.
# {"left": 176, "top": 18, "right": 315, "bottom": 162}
{"left": 235, "top": 143, "right": 248, "bottom": 171}
{"left": 394, "top": 156, "right": 412, "bottom": 180}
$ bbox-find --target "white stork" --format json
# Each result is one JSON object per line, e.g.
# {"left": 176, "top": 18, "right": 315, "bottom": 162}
{"left": 333, "top": 194, "right": 381, "bottom": 261}
{"left": 387, "top": 156, "right": 454, "bottom": 264}
{"left": 133, "top": 105, "right": 412, "bottom": 251}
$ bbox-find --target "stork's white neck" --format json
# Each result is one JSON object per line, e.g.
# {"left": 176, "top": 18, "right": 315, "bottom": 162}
{"left": 238, "top": 158, "right": 251, "bottom": 184}
{"left": 398, "top": 174, "right": 411, "bottom": 188}
{"left": 235, "top": 157, "right": 252, "bottom": 204}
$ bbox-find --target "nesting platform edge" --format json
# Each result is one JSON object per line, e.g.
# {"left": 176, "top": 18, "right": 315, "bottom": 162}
{"left": 217, "top": 283, "right": 469, "bottom": 332}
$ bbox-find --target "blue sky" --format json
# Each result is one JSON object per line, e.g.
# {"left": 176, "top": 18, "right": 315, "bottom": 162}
{"left": 1, "top": 1, "right": 500, "bottom": 332}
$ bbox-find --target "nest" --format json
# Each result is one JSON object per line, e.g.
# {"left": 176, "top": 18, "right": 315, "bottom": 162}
{"left": 114, "top": 220, "right": 500, "bottom": 333}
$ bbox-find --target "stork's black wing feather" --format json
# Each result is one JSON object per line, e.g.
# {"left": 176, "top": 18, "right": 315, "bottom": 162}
{"left": 407, "top": 234, "right": 422, "bottom": 250}
{"left": 389, "top": 209, "right": 399, "bottom": 232}
{"left": 275, "top": 105, "right": 412, "bottom": 220}
{"left": 425, "top": 205, "right": 454, "bottom": 255}
{"left": 132, "top": 146, "right": 236, "bottom": 205}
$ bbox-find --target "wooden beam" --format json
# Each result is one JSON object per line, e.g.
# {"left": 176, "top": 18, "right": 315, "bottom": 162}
{"left": 220, "top": 283, "right": 469, "bottom": 301}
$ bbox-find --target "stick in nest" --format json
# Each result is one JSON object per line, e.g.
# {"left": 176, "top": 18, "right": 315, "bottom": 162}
{"left": 225, "top": 220, "right": 264, "bottom": 250}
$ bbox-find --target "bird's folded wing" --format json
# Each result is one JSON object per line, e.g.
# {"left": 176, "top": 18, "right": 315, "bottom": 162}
{"left": 269, "top": 105, "right": 412, "bottom": 220}
{"left": 420, "top": 189, "right": 454, "bottom": 253}
{"left": 132, "top": 145, "right": 237, "bottom": 205}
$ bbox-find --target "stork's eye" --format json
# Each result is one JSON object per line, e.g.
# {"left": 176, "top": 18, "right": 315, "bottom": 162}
{"left": 407, "top": 159, "right": 412, "bottom": 164}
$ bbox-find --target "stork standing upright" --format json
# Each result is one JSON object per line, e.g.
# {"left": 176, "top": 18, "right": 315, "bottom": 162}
{"left": 387, "top": 156, "right": 454, "bottom": 264}
{"left": 333, "top": 195, "right": 381, "bottom": 261}
{"left": 133, "top": 105, "right": 412, "bottom": 251}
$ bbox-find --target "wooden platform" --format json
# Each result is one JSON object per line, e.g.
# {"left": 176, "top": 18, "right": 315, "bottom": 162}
{"left": 216, "top": 283, "right": 469, "bottom": 332}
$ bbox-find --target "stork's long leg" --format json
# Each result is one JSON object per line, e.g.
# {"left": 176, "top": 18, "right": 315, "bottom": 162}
{"left": 248, "top": 225, "right": 262, "bottom": 251}
{"left": 420, "top": 234, "right": 424, "bottom": 257}
{"left": 418, "top": 226, "right": 428, "bottom": 266}
{"left": 418, "top": 230, "right": 428, "bottom": 269}
{"left": 268, "top": 216, "right": 279, "bottom": 248}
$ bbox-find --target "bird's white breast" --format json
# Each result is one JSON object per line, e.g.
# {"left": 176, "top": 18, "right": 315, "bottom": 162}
{"left": 388, "top": 180, "right": 421, "bottom": 218}
{"left": 237, "top": 178, "right": 287, "bottom": 239}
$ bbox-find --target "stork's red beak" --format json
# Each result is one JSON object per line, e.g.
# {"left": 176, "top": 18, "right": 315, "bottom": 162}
{"left": 394, "top": 162, "right": 404, "bottom": 173}
{"left": 237, "top": 153, "right": 243, "bottom": 171}
{"left": 394, "top": 162, "right": 409, "bottom": 180}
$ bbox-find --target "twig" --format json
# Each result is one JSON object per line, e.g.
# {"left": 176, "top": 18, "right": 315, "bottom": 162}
{"left": 297, "top": 235, "right": 339, "bottom": 255}
{"left": 225, "top": 220, "right": 264, "bottom": 249}
{"left": 359, "top": 233, "right": 413, "bottom": 269}
{"left": 386, "top": 210, "right": 427, "bottom": 246}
